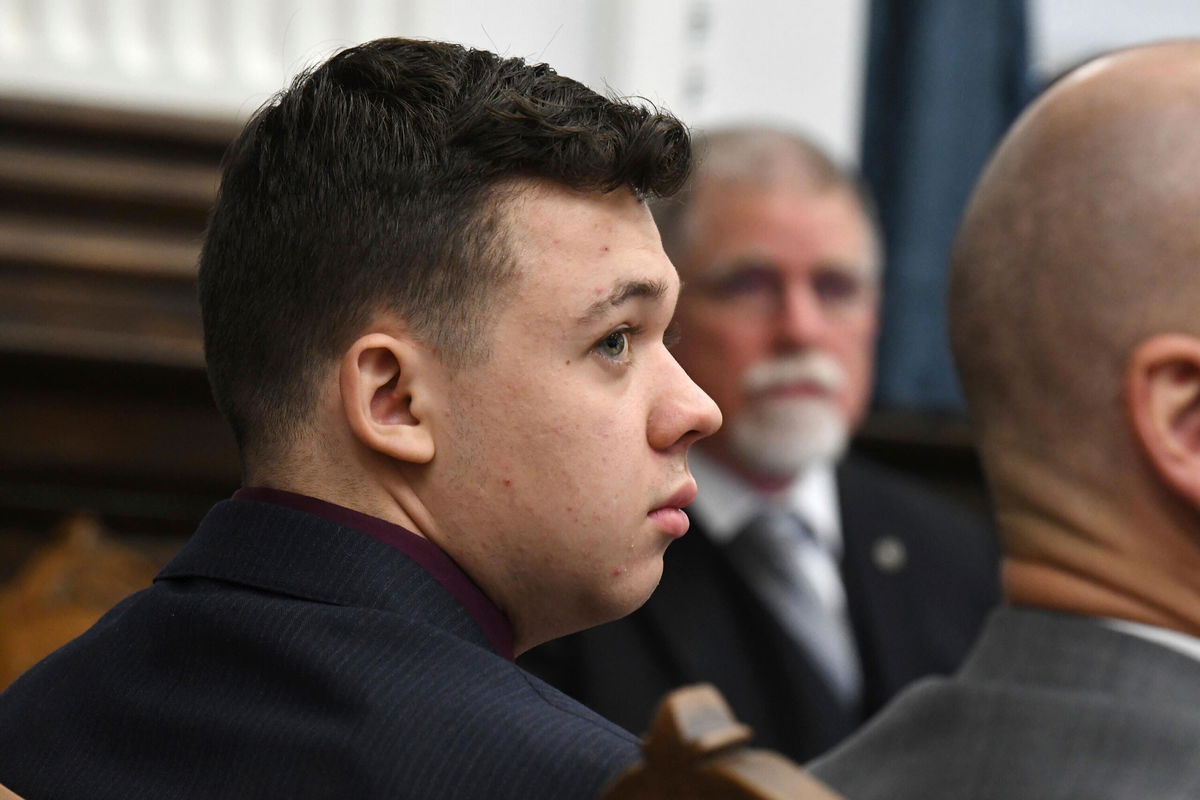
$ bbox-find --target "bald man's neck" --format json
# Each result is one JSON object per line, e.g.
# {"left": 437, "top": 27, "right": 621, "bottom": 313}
{"left": 985, "top": 440, "right": 1200, "bottom": 637}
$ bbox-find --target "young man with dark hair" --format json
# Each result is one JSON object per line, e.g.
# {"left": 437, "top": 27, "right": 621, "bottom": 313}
{"left": 0, "top": 38, "right": 720, "bottom": 799}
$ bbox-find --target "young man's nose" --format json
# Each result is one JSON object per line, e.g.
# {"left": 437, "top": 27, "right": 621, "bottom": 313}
{"left": 649, "top": 357, "right": 722, "bottom": 454}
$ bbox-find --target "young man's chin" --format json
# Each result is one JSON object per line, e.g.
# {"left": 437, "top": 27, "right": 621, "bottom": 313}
{"left": 591, "top": 560, "right": 667, "bottom": 627}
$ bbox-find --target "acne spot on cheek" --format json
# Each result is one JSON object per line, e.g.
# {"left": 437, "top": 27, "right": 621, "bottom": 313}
{"left": 612, "top": 566, "right": 625, "bottom": 577}
{"left": 502, "top": 479, "right": 512, "bottom": 488}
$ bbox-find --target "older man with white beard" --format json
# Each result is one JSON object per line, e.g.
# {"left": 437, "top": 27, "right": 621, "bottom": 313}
{"left": 520, "top": 126, "right": 1000, "bottom": 762}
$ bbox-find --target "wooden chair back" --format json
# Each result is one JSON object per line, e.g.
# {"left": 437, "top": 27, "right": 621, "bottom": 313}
{"left": 0, "top": 514, "right": 159, "bottom": 688}
{"left": 602, "top": 684, "right": 843, "bottom": 800}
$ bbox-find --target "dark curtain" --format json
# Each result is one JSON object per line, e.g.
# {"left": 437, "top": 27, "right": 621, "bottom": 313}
{"left": 863, "top": 0, "right": 1033, "bottom": 411}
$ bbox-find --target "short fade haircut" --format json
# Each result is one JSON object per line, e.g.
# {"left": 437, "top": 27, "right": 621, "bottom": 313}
{"left": 650, "top": 125, "right": 879, "bottom": 265}
{"left": 199, "top": 37, "right": 691, "bottom": 462}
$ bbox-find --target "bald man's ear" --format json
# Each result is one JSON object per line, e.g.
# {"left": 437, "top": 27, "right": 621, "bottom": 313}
{"left": 1126, "top": 334, "right": 1200, "bottom": 504}
{"left": 340, "top": 333, "right": 436, "bottom": 465}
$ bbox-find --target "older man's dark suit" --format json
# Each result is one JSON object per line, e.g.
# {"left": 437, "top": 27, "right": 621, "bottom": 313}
{"left": 521, "top": 455, "right": 999, "bottom": 762}
{"left": 0, "top": 498, "right": 639, "bottom": 800}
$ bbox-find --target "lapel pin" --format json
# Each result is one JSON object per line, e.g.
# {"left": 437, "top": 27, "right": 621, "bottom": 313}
{"left": 871, "top": 536, "right": 907, "bottom": 574}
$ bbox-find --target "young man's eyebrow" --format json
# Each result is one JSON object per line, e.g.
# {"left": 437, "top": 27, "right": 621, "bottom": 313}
{"left": 576, "top": 279, "right": 668, "bottom": 324}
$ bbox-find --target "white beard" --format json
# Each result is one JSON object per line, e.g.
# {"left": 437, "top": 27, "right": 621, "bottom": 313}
{"left": 728, "top": 351, "right": 851, "bottom": 478}
{"left": 729, "top": 395, "right": 849, "bottom": 478}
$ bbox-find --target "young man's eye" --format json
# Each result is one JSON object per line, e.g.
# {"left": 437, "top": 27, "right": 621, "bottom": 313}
{"left": 596, "top": 330, "right": 630, "bottom": 360}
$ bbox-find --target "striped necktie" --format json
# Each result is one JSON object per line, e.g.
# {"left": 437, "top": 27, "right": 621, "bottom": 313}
{"left": 725, "top": 508, "right": 863, "bottom": 706}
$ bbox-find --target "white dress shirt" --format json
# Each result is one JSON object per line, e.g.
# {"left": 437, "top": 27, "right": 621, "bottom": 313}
{"left": 1101, "top": 617, "right": 1200, "bottom": 664}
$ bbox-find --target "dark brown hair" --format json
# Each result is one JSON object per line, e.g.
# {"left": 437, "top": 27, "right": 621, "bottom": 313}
{"left": 199, "top": 37, "right": 690, "bottom": 460}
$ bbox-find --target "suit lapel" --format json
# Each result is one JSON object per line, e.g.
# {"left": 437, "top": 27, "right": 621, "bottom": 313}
{"left": 643, "top": 515, "right": 859, "bottom": 757}
{"left": 640, "top": 522, "right": 752, "bottom": 686}
{"left": 837, "top": 459, "right": 928, "bottom": 711}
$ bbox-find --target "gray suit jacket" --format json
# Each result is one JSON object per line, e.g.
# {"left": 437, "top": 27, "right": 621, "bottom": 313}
{"left": 810, "top": 606, "right": 1200, "bottom": 799}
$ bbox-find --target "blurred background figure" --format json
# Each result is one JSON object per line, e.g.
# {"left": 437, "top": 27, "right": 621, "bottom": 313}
{"left": 520, "top": 126, "right": 999, "bottom": 761}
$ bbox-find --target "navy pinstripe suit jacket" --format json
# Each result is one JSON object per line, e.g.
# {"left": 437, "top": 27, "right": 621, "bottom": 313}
{"left": 0, "top": 498, "right": 639, "bottom": 799}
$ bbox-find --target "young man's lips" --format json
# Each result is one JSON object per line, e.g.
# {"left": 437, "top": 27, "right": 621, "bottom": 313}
{"left": 648, "top": 507, "right": 690, "bottom": 537}
{"left": 648, "top": 482, "right": 698, "bottom": 538}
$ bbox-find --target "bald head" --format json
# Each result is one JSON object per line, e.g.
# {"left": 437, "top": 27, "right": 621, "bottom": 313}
{"left": 950, "top": 41, "right": 1200, "bottom": 481}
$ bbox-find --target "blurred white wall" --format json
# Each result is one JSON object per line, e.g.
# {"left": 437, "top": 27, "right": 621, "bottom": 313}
{"left": 586, "top": 0, "right": 868, "bottom": 163}
{"left": 4, "top": 1, "right": 1200, "bottom": 163}
{"left": 1031, "top": 0, "right": 1200, "bottom": 80}
{"left": 0, "top": 0, "right": 868, "bottom": 161}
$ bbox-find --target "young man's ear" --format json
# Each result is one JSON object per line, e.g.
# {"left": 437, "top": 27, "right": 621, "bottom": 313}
{"left": 340, "top": 333, "right": 437, "bottom": 464}
{"left": 1126, "top": 334, "right": 1200, "bottom": 504}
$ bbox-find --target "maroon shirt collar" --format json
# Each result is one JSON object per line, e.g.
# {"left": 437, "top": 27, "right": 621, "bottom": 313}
{"left": 233, "top": 487, "right": 515, "bottom": 660}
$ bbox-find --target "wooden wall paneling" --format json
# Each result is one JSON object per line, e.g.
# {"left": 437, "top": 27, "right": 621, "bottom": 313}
{"left": 0, "top": 96, "right": 239, "bottom": 549}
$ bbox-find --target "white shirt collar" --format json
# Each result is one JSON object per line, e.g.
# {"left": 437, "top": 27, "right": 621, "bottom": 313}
{"left": 687, "top": 449, "right": 843, "bottom": 556}
{"left": 1099, "top": 617, "right": 1200, "bottom": 665}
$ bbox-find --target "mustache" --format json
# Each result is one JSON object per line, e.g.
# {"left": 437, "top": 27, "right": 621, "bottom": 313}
{"left": 742, "top": 351, "right": 845, "bottom": 395}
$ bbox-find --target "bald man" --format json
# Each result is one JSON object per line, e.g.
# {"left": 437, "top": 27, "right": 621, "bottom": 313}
{"left": 810, "top": 42, "right": 1200, "bottom": 798}
{"left": 521, "top": 128, "right": 999, "bottom": 762}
